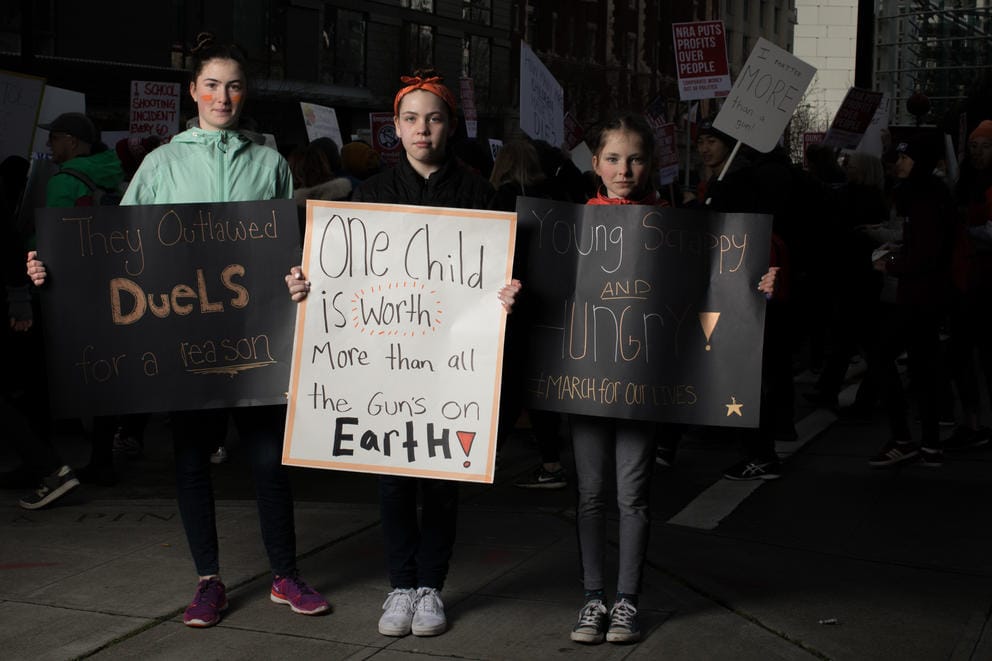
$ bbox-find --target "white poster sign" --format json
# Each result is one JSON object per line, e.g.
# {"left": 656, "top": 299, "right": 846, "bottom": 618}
{"left": 283, "top": 201, "right": 517, "bottom": 483}
{"left": 713, "top": 38, "right": 816, "bottom": 153}
{"left": 32, "top": 86, "right": 86, "bottom": 160}
{"left": 0, "top": 70, "right": 45, "bottom": 161}
{"left": 129, "top": 80, "right": 181, "bottom": 140}
{"left": 301, "top": 102, "right": 343, "bottom": 149}
{"left": 857, "top": 93, "right": 891, "bottom": 158}
{"left": 519, "top": 42, "right": 563, "bottom": 147}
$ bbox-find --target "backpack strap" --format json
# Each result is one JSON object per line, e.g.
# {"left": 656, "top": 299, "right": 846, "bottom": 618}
{"left": 59, "top": 167, "right": 116, "bottom": 194}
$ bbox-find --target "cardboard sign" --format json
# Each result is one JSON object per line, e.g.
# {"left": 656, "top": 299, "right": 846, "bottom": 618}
{"left": 672, "top": 21, "right": 732, "bottom": 101}
{"left": 519, "top": 42, "right": 563, "bottom": 147}
{"left": 283, "top": 201, "right": 516, "bottom": 483}
{"left": 802, "top": 131, "right": 826, "bottom": 168}
{"left": 34, "top": 200, "right": 301, "bottom": 417}
{"left": 857, "top": 93, "right": 891, "bottom": 158}
{"left": 656, "top": 123, "right": 680, "bottom": 185}
{"left": 563, "top": 112, "right": 585, "bottom": 151}
{"left": 370, "top": 112, "right": 402, "bottom": 168}
{"left": 129, "top": 81, "right": 181, "bottom": 139}
{"left": 459, "top": 77, "right": 478, "bottom": 139}
{"left": 516, "top": 198, "right": 771, "bottom": 426}
{"left": 823, "top": 87, "right": 884, "bottom": 150}
{"left": 0, "top": 69, "right": 45, "bottom": 161}
{"left": 714, "top": 38, "right": 816, "bottom": 153}
{"left": 301, "top": 102, "right": 343, "bottom": 149}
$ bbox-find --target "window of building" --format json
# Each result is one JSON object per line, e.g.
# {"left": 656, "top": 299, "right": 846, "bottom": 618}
{"left": 743, "top": 2, "right": 749, "bottom": 19}
{"left": 551, "top": 12, "right": 558, "bottom": 52}
{"left": 760, "top": 1, "right": 767, "bottom": 27}
{"left": 461, "top": 34, "right": 491, "bottom": 102}
{"left": 322, "top": 9, "right": 366, "bottom": 86}
{"left": 402, "top": 0, "right": 434, "bottom": 11}
{"left": 725, "top": 0, "right": 733, "bottom": 15}
{"left": 586, "top": 22, "right": 598, "bottom": 61}
{"left": 566, "top": 16, "right": 574, "bottom": 56}
{"left": 625, "top": 32, "right": 637, "bottom": 67}
{"left": 462, "top": 0, "right": 490, "bottom": 26}
{"left": 774, "top": 7, "right": 781, "bottom": 33}
{"left": 742, "top": 34, "right": 750, "bottom": 60}
{"left": 408, "top": 23, "right": 435, "bottom": 67}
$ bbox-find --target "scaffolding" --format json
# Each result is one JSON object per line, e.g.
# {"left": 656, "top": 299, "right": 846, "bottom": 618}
{"left": 876, "top": 0, "right": 992, "bottom": 124}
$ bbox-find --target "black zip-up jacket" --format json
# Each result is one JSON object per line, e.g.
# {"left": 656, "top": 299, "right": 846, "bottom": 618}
{"left": 352, "top": 153, "right": 494, "bottom": 209}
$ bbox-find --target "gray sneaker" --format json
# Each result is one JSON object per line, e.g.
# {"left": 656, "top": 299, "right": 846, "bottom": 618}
{"left": 570, "top": 598, "right": 608, "bottom": 644}
{"left": 411, "top": 587, "right": 446, "bottom": 636}
{"left": 19, "top": 465, "right": 80, "bottom": 510}
{"left": 378, "top": 588, "right": 416, "bottom": 636}
{"left": 606, "top": 598, "right": 641, "bottom": 643}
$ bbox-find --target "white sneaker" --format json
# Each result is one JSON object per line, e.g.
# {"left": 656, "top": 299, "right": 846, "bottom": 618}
{"left": 411, "top": 587, "right": 446, "bottom": 636}
{"left": 378, "top": 588, "right": 416, "bottom": 636}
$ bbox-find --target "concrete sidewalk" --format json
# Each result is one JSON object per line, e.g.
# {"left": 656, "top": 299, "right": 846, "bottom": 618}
{"left": 4, "top": 401, "right": 992, "bottom": 660}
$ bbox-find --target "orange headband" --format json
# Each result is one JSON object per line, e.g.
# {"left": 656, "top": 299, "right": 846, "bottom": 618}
{"left": 393, "top": 75, "right": 458, "bottom": 117}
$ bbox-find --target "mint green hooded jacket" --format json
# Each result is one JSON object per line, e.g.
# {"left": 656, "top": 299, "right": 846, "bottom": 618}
{"left": 121, "top": 127, "right": 292, "bottom": 205}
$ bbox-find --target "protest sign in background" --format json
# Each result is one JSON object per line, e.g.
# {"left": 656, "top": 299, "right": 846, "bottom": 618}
{"left": 714, "top": 38, "right": 816, "bottom": 153}
{"left": 519, "top": 42, "right": 563, "bottom": 147}
{"left": 0, "top": 70, "right": 45, "bottom": 162}
{"left": 301, "top": 102, "right": 343, "bottom": 148}
{"left": 35, "top": 200, "right": 300, "bottom": 417}
{"left": 672, "top": 21, "right": 732, "bottom": 101}
{"left": 516, "top": 198, "right": 771, "bottom": 426}
{"left": 129, "top": 81, "right": 180, "bottom": 140}
{"left": 370, "top": 111, "right": 402, "bottom": 168}
{"left": 823, "top": 87, "right": 884, "bottom": 150}
{"left": 283, "top": 201, "right": 516, "bottom": 483}
{"left": 459, "top": 77, "right": 478, "bottom": 139}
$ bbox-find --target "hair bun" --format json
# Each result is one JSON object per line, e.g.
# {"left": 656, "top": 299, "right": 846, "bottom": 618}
{"left": 411, "top": 67, "right": 441, "bottom": 81}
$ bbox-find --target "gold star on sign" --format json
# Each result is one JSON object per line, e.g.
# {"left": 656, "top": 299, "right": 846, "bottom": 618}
{"left": 726, "top": 396, "right": 743, "bottom": 417}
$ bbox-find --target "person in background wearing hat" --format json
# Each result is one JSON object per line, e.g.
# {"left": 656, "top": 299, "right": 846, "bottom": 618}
{"left": 943, "top": 120, "right": 992, "bottom": 451}
{"left": 15, "top": 113, "right": 126, "bottom": 508}
{"left": 681, "top": 116, "right": 804, "bottom": 480}
{"left": 40, "top": 112, "right": 124, "bottom": 208}
{"left": 868, "top": 132, "right": 955, "bottom": 468}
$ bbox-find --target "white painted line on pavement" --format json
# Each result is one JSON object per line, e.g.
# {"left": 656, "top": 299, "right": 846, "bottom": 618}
{"left": 667, "top": 480, "right": 763, "bottom": 530}
{"left": 666, "top": 384, "right": 851, "bottom": 530}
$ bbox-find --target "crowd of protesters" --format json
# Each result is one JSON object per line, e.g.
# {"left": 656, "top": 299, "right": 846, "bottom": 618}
{"left": 3, "top": 34, "right": 992, "bottom": 646}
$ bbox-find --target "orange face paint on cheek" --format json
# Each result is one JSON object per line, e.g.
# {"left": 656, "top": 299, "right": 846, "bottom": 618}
{"left": 200, "top": 94, "right": 214, "bottom": 103}
{"left": 230, "top": 93, "right": 243, "bottom": 104}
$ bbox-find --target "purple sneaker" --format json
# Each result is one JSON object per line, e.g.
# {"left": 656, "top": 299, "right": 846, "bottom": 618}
{"left": 183, "top": 577, "right": 228, "bottom": 627}
{"left": 271, "top": 574, "right": 330, "bottom": 615}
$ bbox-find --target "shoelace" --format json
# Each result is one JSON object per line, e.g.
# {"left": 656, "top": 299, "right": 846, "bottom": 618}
{"left": 192, "top": 579, "right": 220, "bottom": 605}
{"left": 383, "top": 588, "right": 413, "bottom": 612}
{"left": 576, "top": 600, "right": 606, "bottom": 627}
{"left": 280, "top": 575, "right": 316, "bottom": 596}
{"left": 414, "top": 588, "right": 443, "bottom": 614}
{"left": 610, "top": 600, "right": 637, "bottom": 628}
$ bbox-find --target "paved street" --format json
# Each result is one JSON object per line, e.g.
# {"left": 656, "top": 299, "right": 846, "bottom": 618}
{"left": 2, "top": 368, "right": 992, "bottom": 660}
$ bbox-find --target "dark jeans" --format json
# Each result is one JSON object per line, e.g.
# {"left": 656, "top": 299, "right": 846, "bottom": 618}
{"left": 171, "top": 405, "right": 296, "bottom": 577}
{"left": 379, "top": 475, "right": 458, "bottom": 590}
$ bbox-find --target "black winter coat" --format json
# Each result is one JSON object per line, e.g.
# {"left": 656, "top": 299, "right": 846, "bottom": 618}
{"left": 353, "top": 152, "right": 494, "bottom": 209}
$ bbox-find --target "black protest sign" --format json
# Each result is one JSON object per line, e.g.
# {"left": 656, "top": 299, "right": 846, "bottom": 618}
{"left": 517, "top": 198, "right": 771, "bottom": 427}
{"left": 35, "top": 200, "right": 300, "bottom": 417}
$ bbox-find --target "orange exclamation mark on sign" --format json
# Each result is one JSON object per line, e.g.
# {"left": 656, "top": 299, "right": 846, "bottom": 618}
{"left": 457, "top": 431, "right": 476, "bottom": 468}
{"left": 699, "top": 312, "right": 720, "bottom": 351}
